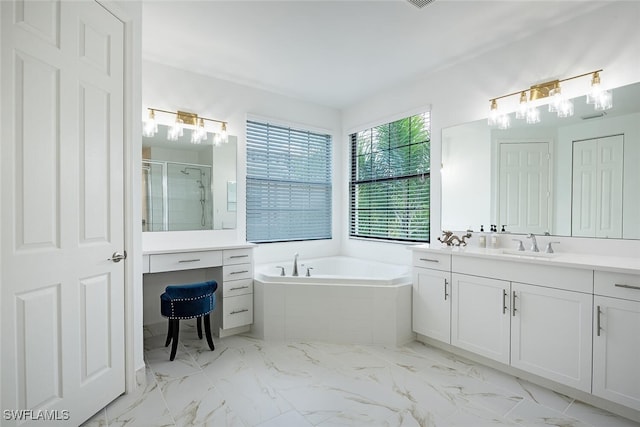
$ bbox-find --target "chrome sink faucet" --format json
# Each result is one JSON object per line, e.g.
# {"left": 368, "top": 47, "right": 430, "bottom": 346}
{"left": 292, "top": 253, "right": 299, "bottom": 277}
{"left": 527, "top": 233, "right": 539, "bottom": 252}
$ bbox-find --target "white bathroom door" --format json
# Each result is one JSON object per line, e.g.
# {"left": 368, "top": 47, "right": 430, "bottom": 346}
{"left": 1, "top": 1, "right": 125, "bottom": 425}
{"left": 572, "top": 135, "right": 623, "bottom": 238}
{"left": 498, "top": 142, "right": 550, "bottom": 234}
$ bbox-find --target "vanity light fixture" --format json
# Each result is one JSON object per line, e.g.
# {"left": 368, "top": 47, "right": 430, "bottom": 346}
{"left": 488, "top": 69, "right": 611, "bottom": 129}
{"left": 142, "top": 108, "right": 229, "bottom": 145}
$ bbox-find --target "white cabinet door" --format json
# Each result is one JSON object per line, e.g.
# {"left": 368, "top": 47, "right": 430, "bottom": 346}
{"left": 412, "top": 267, "right": 451, "bottom": 343}
{"left": 451, "top": 274, "right": 510, "bottom": 364}
{"left": 593, "top": 296, "right": 640, "bottom": 410}
{"left": 1, "top": 2, "right": 125, "bottom": 425}
{"left": 511, "top": 282, "right": 592, "bottom": 392}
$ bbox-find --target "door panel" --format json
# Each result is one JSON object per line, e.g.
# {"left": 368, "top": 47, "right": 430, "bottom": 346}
{"left": 1, "top": 1, "right": 125, "bottom": 425}
{"left": 499, "top": 142, "right": 550, "bottom": 234}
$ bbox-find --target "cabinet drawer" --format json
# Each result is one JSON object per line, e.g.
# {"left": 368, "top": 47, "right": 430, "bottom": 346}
{"left": 149, "top": 250, "right": 223, "bottom": 273}
{"left": 223, "top": 248, "right": 253, "bottom": 265}
{"left": 223, "top": 294, "right": 253, "bottom": 329}
{"left": 223, "top": 278, "right": 253, "bottom": 297}
{"left": 142, "top": 255, "right": 150, "bottom": 274}
{"left": 223, "top": 263, "right": 252, "bottom": 281}
{"left": 595, "top": 271, "right": 640, "bottom": 301}
{"left": 413, "top": 251, "right": 451, "bottom": 271}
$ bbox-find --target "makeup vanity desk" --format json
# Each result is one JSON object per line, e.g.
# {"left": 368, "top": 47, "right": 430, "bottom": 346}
{"left": 143, "top": 243, "right": 255, "bottom": 337}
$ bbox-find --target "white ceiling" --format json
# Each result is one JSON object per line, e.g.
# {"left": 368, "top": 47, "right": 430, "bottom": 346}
{"left": 142, "top": 0, "right": 606, "bottom": 110}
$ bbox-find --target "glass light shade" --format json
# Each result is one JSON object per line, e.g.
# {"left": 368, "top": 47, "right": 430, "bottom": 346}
{"left": 167, "top": 118, "right": 184, "bottom": 141}
{"left": 220, "top": 123, "right": 228, "bottom": 143}
{"left": 516, "top": 92, "right": 528, "bottom": 120}
{"left": 548, "top": 87, "right": 563, "bottom": 113}
{"left": 594, "top": 90, "right": 613, "bottom": 111}
{"left": 556, "top": 99, "right": 574, "bottom": 118}
{"left": 488, "top": 100, "right": 499, "bottom": 126}
{"left": 526, "top": 107, "right": 540, "bottom": 124}
{"left": 497, "top": 114, "right": 510, "bottom": 130}
{"left": 142, "top": 118, "right": 157, "bottom": 137}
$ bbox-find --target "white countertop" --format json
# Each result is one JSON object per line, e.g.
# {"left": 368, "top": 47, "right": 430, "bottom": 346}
{"left": 143, "top": 242, "right": 255, "bottom": 256}
{"left": 410, "top": 244, "right": 640, "bottom": 275}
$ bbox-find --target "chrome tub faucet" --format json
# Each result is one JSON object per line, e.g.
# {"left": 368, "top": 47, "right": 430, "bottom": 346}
{"left": 527, "top": 233, "right": 539, "bottom": 252}
{"left": 292, "top": 253, "right": 299, "bottom": 277}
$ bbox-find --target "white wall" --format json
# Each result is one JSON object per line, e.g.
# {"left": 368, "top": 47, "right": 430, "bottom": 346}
{"left": 141, "top": 60, "right": 343, "bottom": 264}
{"left": 342, "top": 1, "right": 640, "bottom": 259}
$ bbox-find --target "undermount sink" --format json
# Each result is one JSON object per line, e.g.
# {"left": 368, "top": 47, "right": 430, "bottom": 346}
{"left": 500, "top": 249, "right": 556, "bottom": 259}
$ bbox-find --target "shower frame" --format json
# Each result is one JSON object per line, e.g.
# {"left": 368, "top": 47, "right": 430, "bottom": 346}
{"left": 142, "top": 159, "right": 213, "bottom": 231}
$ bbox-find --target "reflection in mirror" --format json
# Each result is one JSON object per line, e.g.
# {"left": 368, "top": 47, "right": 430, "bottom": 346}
{"left": 142, "top": 124, "right": 237, "bottom": 231}
{"left": 442, "top": 82, "right": 640, "bottom": 239}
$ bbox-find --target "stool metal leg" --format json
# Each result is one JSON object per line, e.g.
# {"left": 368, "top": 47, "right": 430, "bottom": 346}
{"left": 169, "top": 319, "right": 180, "bottom": 361}
{"left": 196, "top": 316, "right": 203, "bottom": 339}
{"left": 203, "top": 313, "right": 215, "bottom": 351}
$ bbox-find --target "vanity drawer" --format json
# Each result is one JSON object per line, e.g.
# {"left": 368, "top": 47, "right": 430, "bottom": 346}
{"left": 223, "top": 263, "right": 252, "bottom": 282}
{"left": 149, "top": 250, "right": 223, "bottom": 273}
{"left": 223, "top": 278, "right": 253, "bottom": 297}
{"left": 595, "top": 271, "right": 640, "bottom": 301}
{"left": 223, "top": 294, "right": 253, "bottom": 329}
{"left": 413, "top": 251, "right": 451, "bottom": 271}
{"left": 142, "top": 255, "right": 150, "bottom": 274}
{"left": 223, "top": 248, "right": 253, "bottom": 265}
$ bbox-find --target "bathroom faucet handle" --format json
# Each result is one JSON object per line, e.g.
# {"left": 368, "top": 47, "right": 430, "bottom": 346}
{"left": 275, "top": 266, "right": 285, "bottom": 276}
{"left": 545, "top": 242, "right": 560, "bottom": 254}
{"left": 512, "top": 239, "right": 525, "bottom": 251}
{"left": 305, "top": 266, "right": 313, "bottom": 277}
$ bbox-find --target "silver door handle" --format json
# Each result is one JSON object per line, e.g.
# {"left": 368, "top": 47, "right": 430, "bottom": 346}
{"left": 444, "top": 279, "right": 449, "bottom": 301}
{"left": 596, "top": 305, "right": 602, "bottom": 337}
{"left": 502, "top": 289, "right": 508, "bottom": 314}
{"left": 230, "top": 309, "right": 249, "bottom": 315}
{"left": 419, "top": 258, "right": 439, "bottom": 263}
{"left": 512, "top": 291, "right": 517, "bottom": 316}
{"left": 230, "top": 270, "right": 249, "bottom": 275}
{"left": 108, "top": 251, "right": 127, "bottom": 263}
{"left": 178, "top": 259, "right": 201, "bottom": 263}
{"left": 229, "top": 255, "right": 249, "bottom": 259}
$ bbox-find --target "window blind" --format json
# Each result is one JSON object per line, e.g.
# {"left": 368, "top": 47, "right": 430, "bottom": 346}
{"left": 246, "top": 120, "right": 332, "bottom": 243}
{"left": 349, "top": 112, "right": 431, "bottom": 242}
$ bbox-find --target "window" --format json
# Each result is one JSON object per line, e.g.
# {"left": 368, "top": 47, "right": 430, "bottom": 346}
{"left": 349, "top": 112, "right": 430, "bottom": 242}
{"left": 246, "top": 119, "right": 332, "bottom": 243}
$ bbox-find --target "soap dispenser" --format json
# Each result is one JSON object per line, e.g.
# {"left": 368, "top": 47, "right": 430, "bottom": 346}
{"left": 478, "top": 225, "right": 486, "bottom": 248}
{"left": 490, "top": 224, "right": 498, "bottom": 248}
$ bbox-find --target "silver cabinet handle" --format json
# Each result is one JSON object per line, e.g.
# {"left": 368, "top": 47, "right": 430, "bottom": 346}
{"left": 444, "top": 279, "right": 449, "bottom": 301}
{"left": 230, "top": 309, "right": 249, "bottom": 315}
{"left": 229, "top": 255, "right": 249, "bottom": 259}
{"left": 108, "top": 251, "right": 127, "bottom": 263}
{"left": 178, "top": 259, "right": 201, "bottom": 263}
{"left": 596, "top": 305, "right": 602, "bottom": 337}
{"left": 512, "top": 291, "right": 517, "bottom": 316}
{"left": 502, "top": 289, "right": 508, "bottom": 314}
{"left": 229, "top": 286, "right": 250, "bottom": 291}
{"left": 230, "top": 270, "right": 249, "bottom": 275}
{"left": 615, "top": 284, "right": 640, "bottom": 291}
{"left": 419, "top": 258, "right": 439, "bottom": 263}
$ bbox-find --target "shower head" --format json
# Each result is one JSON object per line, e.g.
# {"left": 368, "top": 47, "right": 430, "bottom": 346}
{"left": 181, "top": 169, "right": 189, "bottom": 175}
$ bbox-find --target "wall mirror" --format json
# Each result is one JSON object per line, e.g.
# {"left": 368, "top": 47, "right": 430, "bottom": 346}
{"left": 142, "top": 124, "right": 237, "bottom": 231}
{"left": 442, "top": 81, "right": 640, "bottom": 239}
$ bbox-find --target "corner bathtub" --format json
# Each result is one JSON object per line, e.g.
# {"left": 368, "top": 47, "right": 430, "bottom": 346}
{"left": 251, "top": 256, "right": 414, "bottom": 346}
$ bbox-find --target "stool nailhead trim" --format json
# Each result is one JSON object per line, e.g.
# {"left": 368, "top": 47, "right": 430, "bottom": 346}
{"left": 165, "top": 293, "right": 215, "bottom": 319}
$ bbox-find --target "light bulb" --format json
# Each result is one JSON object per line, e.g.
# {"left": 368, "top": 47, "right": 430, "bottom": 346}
{"left": 515, "top": 92, "right": 528, "bottom": 120}
{"left": 167, "top": 118, "right": 184, "bottom": 141}
{"left": 142, "top": 109, "right": 158, "bottom": 137}
{"left": 586, "top": 71, "right": 602, "bottom": 105}
{"left": 548, "top": 87, "right": 563, "bottom": 113}
{"left": 526, "top": 107, "right": 540, "bottom": 124}
{"left": 220, "top": 122, "right": 228, "bottom": 143}
{"left": 594, "top": 90, "right": 613, "bottom": 111}
{"left": 488, "top": 99, "right": 500, "bottom": 126}
{"left": 557, "top": 98, "right": 574, "bottom": 118}
{"left": 497, "top": 114, "right": 510, "bottom": 130}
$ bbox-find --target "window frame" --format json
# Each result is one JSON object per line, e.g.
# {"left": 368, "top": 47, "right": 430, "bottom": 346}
{"left": 348, "top": 111, "right": 431, "bottom": 243}
{"left": 246, "top": 117, "right": 333, "bottom": 243}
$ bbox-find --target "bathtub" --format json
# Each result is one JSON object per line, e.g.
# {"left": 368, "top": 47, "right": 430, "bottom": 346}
{"left": 251, "top": 256, "right": 414, "bottom": 346}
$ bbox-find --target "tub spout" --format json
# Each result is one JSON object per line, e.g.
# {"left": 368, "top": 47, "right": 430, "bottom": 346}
{"left": 292, "top": 253, "right": 299, "bottom": 277}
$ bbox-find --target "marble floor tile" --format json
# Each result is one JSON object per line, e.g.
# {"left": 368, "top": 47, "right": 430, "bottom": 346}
{"left": 90, "top": 333, "right": 639, "bottom": 427}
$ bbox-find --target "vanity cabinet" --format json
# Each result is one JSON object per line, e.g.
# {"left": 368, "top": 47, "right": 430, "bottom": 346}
{"left": 592, "top": 271, "right": 640, "bottom": 410}
{"left": 412, "top": 251, "right": 451, "bottom": 343}
{"left": 218, "top": 248, "right": 254, "bottom": 333}
{"left": 451, "top": 274, "right": 510, "bottom": 364}
{"left": 510, "top": 281, "right": 592, "bottom": 392}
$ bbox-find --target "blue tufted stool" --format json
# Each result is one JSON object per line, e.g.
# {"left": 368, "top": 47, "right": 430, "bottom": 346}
{"left": 160, "top": 280, "right": 217, "bottom": 361}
